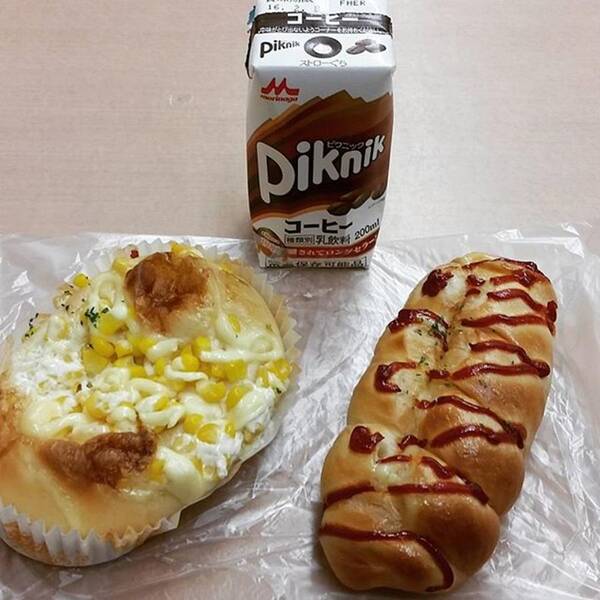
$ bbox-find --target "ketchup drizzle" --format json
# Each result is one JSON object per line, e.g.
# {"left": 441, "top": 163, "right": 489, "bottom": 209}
{"left": 451, "top": 362, "right": 541, "bottom": 380}
{"left": 547, "top": 300, "right": 558, "bottom": 323}
{"left": 420, "top": 455, "right": 454, "bottom": 479}
{"left": 398, "top": 434, "right": 428, "bottom": 451}
{"left": 422, "top": 269, "right": 454, "bottom": 297}
{"left": 319, "top": 524, "right": 454, "bottom": 592}
{"left": 490, "top": 270, "right": 538, "bottom": 288}
{"left": 428, "top": 343, "right": 549, "bottom": 380}
{"left": 375, "top": 362, "right": 417, "bottom": 393}
{"left": 378, "top": 454, "right": 412, "bottom": 464}
{"left": 470, "top": 340, "right": 550, "bottom": 377}
{"left": 461, "top": 313, "right": 553, "bottom": 334}
{"left": 430, "top": 424, "right": 524, "bottom": 449}
{"left": 463, "top": 256, "right": 549, "bottom": 288}
{"left": 420, "top": 457, "right": 489, "bottom": 504}
{"left": 466, "top": 274, "right": 485, "bottom": 287}
{"left": 388, "top": 309, "right": 449, "bottom": 350}
{"left": 324, "top": 483, "right": 375, "bottom": 508}
{"left": 428, "top": 369, "right": 450, "bottom": 380}
{"left": 388, "top": 482, "right": 488, "bottom": 505}
{"left": 416, "top": 395, "right": 526, "bottom": 448}
{"left": 499, "top": 257, "right": 544, "bottom": 272}
{"left": 349, "top": 426, "right": 384, "bottom": 454}
{"left": 326, "top": 457, "right": 489, "bottom": 508}
{"left": 466, "top": 288, "right": 481, "bottom": 297}
{"left": 487, "top": 288, "right": 545, "bottom": 313}
{"left": 465, "top": 257, "right": 545, "bottom": 276}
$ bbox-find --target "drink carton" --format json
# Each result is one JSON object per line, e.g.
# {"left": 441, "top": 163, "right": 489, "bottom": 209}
{"left": 246, "top": 0, "right": 395, "bottom": 268}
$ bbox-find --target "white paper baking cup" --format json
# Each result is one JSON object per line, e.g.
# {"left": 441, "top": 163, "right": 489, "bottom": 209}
{"left": 0, "top": 239, "right": 301, "bottom": 566}
{"left": 0, "top": 500, "right": 181, "bottom": 567}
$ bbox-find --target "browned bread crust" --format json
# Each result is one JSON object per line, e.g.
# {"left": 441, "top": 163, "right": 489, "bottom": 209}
{"left": 0, "top": 378, "right": 181, "bottom": 539}
{"left": 0, "top": 251, "right": 286, "bottom": 542}
{"left": 319, "top": 254, "right": 557, "bottom": 593}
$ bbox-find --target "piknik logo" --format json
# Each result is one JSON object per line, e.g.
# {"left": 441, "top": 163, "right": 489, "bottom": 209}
{"left": 257, "top": 136, "right": 387, "bottom": 204}
{"left": 260, "top": 78, "right": 300, "bottom": 104}
{"left": 260, "top": 39, "right": 300, "bottom": 58}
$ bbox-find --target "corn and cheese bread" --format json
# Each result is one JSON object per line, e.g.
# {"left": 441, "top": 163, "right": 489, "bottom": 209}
{"left": 0, "top": 244, "right": 293, "bottom": 551}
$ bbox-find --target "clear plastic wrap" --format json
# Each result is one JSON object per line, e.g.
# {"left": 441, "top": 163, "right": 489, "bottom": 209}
{"left": 1, "top": 224, "right": 599, "bottom": 599}
{"left": 0, "top": 239, "right": 300, "bottom": 567}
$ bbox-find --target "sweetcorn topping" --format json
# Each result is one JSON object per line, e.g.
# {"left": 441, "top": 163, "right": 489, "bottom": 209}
{"left": 154, "top": 356, "right": 168, "bottom": 376}
{"left": 269, "top": 358, "right": 292, "bottom": 381}
{"left": 165, "top": 361, "right": 206, "bottom": 382}
{"left": 183, "top": 414, "right": 203, "bottom": 434}
{"left": 14, "top": 247, "right": 291, "bottom": 501}
{"left": 137, "top": 337, "right": 157, "bottom": 355}
{"left": 196, "top": 423, "right": 219, "bottom": 444}
{"left": 82, "top": 347, "right": 109, "bottom": 376}
{"left": 97, "top": 312, "right": 124, "bottom": 336}
{"left": 193, "top": 336, "right": 211, "bottom": 354}
{"left": 228, "top": 314, "right": 242, "bottom": 334}
{"left": 129, "top": 365, "right": 147, "bottom": 378}
{"left": 149, "top": 458, "right": 166, "bottom": 482}
{"left": 165, "top": 378, "right": 186, "bottom": 392}
{"left": 200, "top": 382, "right": 227, "bottom": 404}
{"left": 181, "top": 345, "right": 200, "bottom": 372}
{"left": 90, "top": 335, "right": 115, "bottom": 359}
{"left": 126, "top": 334, "right": 144, "bottom": 357}
{"left": 115, "top": 339, "right": 133, "bottom": 357}
{"left": 210, "top": 364, "right": 225, "bottom": 380}
{"left": 113, "top": 356, "right": 133, "bottom": 368}
{"left": 170, "top": 242, "right": 188, "bottom": 255}
{"left": 154, "top": 396, "right": 170, "bottom": 411}
{"left": 256, "top": 365, "right": 270, "bottom": 387}
{"left": 225, "top": 360, "right": 247, "bottom": 382}
{"left": 172, "top": 433, "right": 196, "bottom": 453}
{"left": 73, "top": 273, "right": 90, "bottom": 289}
{"left": 84, "top": 393, "right": 106, "bottom": 421}
{"left": 112, "top": 256, "right": 131, "bottom": 276}
{"left": 226, "top": 384, "right": 251, "bottom": 410}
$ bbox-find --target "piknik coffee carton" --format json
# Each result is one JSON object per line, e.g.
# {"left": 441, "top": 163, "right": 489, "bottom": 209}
{"left": 246, "top": 0, "right": 395, "bottom": 268}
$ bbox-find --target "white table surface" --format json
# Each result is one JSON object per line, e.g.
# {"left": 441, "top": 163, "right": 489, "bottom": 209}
{"left": 0, "top": 1, "right": 598, "bottom": 241}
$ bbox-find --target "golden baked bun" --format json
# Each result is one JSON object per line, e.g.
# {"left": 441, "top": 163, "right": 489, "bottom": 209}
{"left": 0, "top": 244, "right": 293, "bottom": 561}
{"left": 319, "top": 254, "right": 557, "bottom": 593}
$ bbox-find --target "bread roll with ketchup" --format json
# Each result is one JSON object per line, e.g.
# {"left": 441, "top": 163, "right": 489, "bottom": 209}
{"left": 319, "top": 253, "right": 557, "bottom": 593}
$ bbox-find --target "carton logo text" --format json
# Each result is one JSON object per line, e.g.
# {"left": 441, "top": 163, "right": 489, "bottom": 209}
{"left": 257, "top": 136, "right": 386, "bottom": 204}
{"left": 260, "top": 78, "right": 300, "bottom": 103}
{"left": 260, "top": 40, "right": 300, "bottom": 58}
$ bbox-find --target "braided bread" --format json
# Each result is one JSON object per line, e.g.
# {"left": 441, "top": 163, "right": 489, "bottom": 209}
{"left": 319, "top": 253, "right": 557, "bottom": 593}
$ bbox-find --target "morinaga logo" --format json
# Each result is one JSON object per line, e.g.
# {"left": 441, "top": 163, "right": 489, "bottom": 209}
{"left": 257, "top": 136, "right": 386, "bottom": 203}
{"left": 260, "top": 40, "right": 300, "bottom": 58}
{"left": 260, "top": 78, "right": 300, "bottom": 103}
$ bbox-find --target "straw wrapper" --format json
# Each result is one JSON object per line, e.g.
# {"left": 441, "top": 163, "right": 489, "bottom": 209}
{"left": 0, "top": 238, "right": 301, "bottom": 567}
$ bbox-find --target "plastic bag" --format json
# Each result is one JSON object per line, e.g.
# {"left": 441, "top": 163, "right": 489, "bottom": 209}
{"left": 1, "top": 224, "right": 599, "bottom": 599}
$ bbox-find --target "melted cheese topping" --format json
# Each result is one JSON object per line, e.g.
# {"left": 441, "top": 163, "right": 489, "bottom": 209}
{"left": 11, "top": 244, "right": 292, "bottom": 505}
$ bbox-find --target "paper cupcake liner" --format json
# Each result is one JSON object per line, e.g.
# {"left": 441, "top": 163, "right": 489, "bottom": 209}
{"left": 0, "top": 499, "right": 180, "bottom": 567}
{"left": 0, "top": 238, "right": 301, "bottom": 566}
